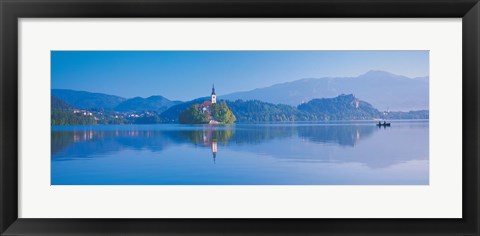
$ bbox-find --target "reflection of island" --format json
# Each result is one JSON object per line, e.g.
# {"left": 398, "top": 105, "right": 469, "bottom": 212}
{"left": 51, "top": 123, "right": 426, "bottom": 168}
{"left": 179, "top": 127, "right": 235, "bottom": 163}
{"left": 212, "top": 141, "right": 217, "bottom": 163}
{"left": 52, "top": 124, "right": 371, "bottom": 156}
{"left": 179, "top": 127, "right": 235, "bottom": 145}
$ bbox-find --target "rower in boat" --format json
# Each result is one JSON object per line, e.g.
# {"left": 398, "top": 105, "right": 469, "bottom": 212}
{"left": 377, "top": 121, "right": 391, "bottom": 127}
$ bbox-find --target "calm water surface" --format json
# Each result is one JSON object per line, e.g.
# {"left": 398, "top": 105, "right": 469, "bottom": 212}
{"left": 51, "top": 121, "right": 429, "bottom": 185}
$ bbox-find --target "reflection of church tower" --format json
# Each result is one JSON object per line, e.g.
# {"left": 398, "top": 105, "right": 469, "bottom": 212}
{"left": 211, "top": 84, "right": 216, "bottom": 104}
{"left": 211, "top": 141, "right": 217, "bottom": 163}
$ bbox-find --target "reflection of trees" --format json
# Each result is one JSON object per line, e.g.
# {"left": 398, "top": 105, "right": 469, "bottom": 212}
{"left": 229, "top": 125, "right": 296, "bottom": 145}
{"left": 219, "top": 125, "right": 374, "bottom": 147}
{"left": 51, "top": 129, "right": 174, "bottom": 159}
{"left": 52, "top": 130, "right": 114, "bottom": 157}
{"left": 176, "top": 126, "right": 235, "bottom": 163}
{"left": 178, "top": 127, "right": 235, "bottom": 146}
{"left": 51, "top": 131, "right": 76, "bottom": 156}
{"left": 297, "top": 125, "right": 375, "bottom": 147}
{"left": 51, "top": 124, "right": 376, "bottom": 160}
{"left": 52, "top": 123, "right": 427, "bottom": 169}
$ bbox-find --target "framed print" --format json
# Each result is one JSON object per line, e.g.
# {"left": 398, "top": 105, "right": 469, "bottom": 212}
{"left": 1, "top": 0, "right": 479, "bottom": 235}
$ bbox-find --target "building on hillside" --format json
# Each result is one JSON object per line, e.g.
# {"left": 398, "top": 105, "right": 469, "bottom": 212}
{"left": 200, "top": 100, "right": 212, "bottom": 113}
{"left": 198, "top": 84, "right": 222, "bottom": 125}
{"left": 200, "top": 84, "right": 217, "bottom": 114}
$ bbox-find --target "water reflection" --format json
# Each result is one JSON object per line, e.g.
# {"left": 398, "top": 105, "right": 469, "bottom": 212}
{"left": 51, "top": 122, "right": 429, "bottom": 185}
{"left": 51, "top": 123, "right": 397, "bottom": 164}
{"left": 297, "top": 125, "right": 374, "bottom": 146}
{"left": 178, "top": 128, "right": 235, "bottom": 163}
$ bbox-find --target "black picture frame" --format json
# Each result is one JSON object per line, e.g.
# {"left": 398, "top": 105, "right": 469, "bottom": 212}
{"left": 1, "top": 0, "right": 479, "bottom": 235}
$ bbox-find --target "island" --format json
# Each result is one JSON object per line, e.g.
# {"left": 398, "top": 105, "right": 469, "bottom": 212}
{"left": 179, "top": 85, "right": 236, "bottom": 124}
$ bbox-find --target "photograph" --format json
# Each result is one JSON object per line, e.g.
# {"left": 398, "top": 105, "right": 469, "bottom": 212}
{"left": 3, "top": 0, "right": 477, "bottom": 234}
{"left": 51, "top": 50, "right": 429, "bottom": 185}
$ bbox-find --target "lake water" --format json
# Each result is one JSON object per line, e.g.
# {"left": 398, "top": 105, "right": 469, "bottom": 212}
{"left": 51, "top": 121, "right": 429, "bottom": 185}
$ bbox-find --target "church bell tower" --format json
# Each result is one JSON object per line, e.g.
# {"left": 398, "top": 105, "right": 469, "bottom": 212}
{"left": 211, "top": 84, "right": 216, "bottom": 104}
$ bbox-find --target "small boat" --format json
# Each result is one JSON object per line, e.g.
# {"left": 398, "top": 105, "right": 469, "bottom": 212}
{"left": 376, "top": 122, "right": 391, "bottom": 127}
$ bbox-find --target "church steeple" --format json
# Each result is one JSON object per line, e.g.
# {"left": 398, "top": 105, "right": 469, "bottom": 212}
{"left": 211, "top": 84, "right": 216, "bottom": 104}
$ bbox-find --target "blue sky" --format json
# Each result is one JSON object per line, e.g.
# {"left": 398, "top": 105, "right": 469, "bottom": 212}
{"left": 51, "top": 51, "right": 428, "bottom": 101}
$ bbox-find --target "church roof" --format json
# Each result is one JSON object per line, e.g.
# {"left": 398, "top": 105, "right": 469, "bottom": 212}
{"left": 201, "top": 100, "right": 212, "bottom": 107}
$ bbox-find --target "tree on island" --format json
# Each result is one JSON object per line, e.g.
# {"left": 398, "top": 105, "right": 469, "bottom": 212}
{"left": 179, "top": 104, "right": 211, "bottom": 124}
{"left": 178, "top": 101, "right": 236, "bottom": 124}
{"left": 211, "top": 102, "right": 236, "bottom": 124}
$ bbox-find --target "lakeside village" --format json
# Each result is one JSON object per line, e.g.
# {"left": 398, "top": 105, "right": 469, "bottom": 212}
{"left": 53, "top": 85, "right": 236, "bottom": 126}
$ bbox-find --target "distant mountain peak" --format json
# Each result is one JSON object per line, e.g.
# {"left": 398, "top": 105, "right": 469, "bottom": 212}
{"left": 413, "top": 76, "right": 429, "bottom": 80}
{"left": 297, "top": 94, "right": 380, "bottom": 120}
{"left": 339, "top": 93, "right": 356, "bottom": 98}
{"left": 221, "top": 70, "right": 428, "bottom": 111}
{"left": 115, "top": 95, "right": 180, "bottom": 112}
{"left": 363, "top": 70, "right": 394, "bottom": 75}
{"left": 358, "top": 70, "right": 407, "bottom": 79}
{"left": 52, "top": 89, "right": 126, "bottom": 110}
{"left": 146, "top": 95, "right": 168, "bottom": 100}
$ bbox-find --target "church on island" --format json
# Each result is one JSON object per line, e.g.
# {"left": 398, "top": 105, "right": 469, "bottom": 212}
{"left": 178, "top": 84, "right": 234, "bottom": 125}
{"left": 199, "top": 84, "right": 220, "bottom": 124}
{"left": 199, "top": 84, "right": 218, "bottom": 162}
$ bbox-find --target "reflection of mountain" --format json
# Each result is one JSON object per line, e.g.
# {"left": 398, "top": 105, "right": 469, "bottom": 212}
{"left": 52, "top": 125, "right": 371, "bottom": 158}
{"left": 52, "top": 129, "right": 175, "bottom": 159}
{"left": 228, "top": 124, "right": 428, "bottom": 169}
{"left": 297, "top": 125, "right": 375, "bottom": 147}
{"left": 229, "top": 125, "right": 297, "bottom": 145}
{"left": 51, "top": 123, "right": 427, "bottom": 168}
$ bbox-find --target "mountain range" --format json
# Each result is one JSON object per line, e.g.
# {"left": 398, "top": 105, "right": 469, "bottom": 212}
{"left": 52, "top": 89, "right": 126, "bottom": 110}
{"left": 52, "top": 70, "right": 428, "bottom": 115}
{"left": 52, "top": 93, "right": 428, "bottom": 125}
{"left": 220, "top": 70, "right": 428, "bottom": 111}
{"left": 52, "top": 89, "right": 180, "bottom": 112}
{"left": 114, "top": 96, "right": 181, "bottom": 112}
{"left": 160, "top": 94, "right": 428, "bottom": 123}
